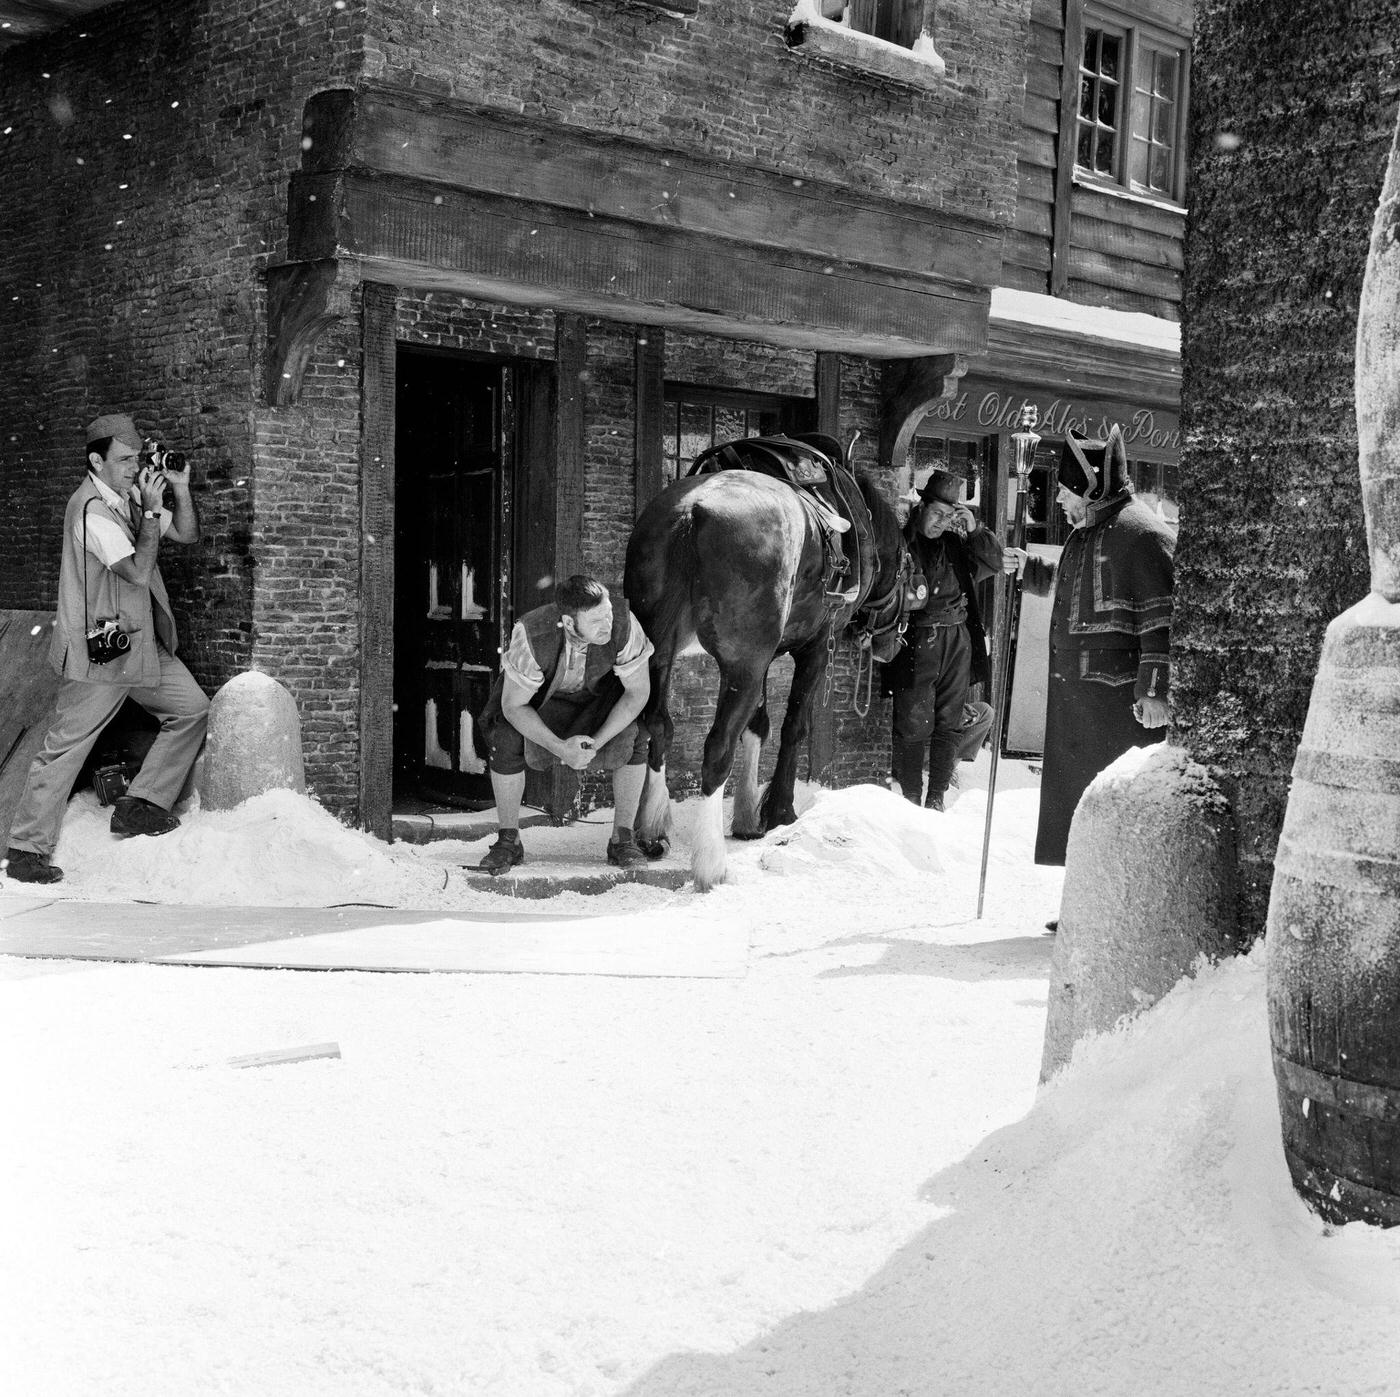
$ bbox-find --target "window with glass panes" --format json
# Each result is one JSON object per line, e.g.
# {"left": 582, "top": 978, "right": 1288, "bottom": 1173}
{"left": 1129, "top": 457, "right": 1180, "bottom": 532}
{"left": 1077, "top": 23, "right": 1124, "bottom": 178}
{"left": 661, "top": 386, "right": 799, "bottom": 483}
{"left": 1076, "top": 7, "right": 1188, "bottom": 203}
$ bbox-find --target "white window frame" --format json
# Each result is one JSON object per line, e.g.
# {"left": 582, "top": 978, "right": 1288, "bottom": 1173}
{"left": 1075, "top": 5, "right": 1190, "bottom": 207}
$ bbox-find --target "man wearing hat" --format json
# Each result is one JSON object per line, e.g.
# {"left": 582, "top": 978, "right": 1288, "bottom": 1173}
{"left": 887, "top": 467, "right": 1019, "bottom": 811}
{"left": 1013, "top": 424, "right": 1175, "bottom": 866}
{"left": 3, "top": 413, "right": 209, "bottom": 884}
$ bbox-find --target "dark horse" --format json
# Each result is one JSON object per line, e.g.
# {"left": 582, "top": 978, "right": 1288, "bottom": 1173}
{"left": 623, "top": 436, "right": 911, "bottom": 890}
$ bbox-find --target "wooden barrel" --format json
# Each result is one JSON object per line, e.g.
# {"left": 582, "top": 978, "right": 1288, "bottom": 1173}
{"left": 1267, "top": 598, "right": 1400, "bottom": 1225}
{"left": 1266, "top": 94, "right": 1400, "bottom": 1226}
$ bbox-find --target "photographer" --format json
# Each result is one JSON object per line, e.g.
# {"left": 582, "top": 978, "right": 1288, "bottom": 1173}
{"left": 3, "top": 413, "right": 209, "bottom": 884}
{"left": 887, "top": 468, "right": 1018, "bottom": 811}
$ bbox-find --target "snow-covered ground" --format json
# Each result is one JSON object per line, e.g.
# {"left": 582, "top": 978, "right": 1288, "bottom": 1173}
{"left": 4, "top": 757, "right": 1399, "bottom": 1396}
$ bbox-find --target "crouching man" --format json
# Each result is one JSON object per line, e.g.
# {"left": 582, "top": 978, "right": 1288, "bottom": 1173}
{"left": 475, "top": 575, "right": 653, "bottom": 875}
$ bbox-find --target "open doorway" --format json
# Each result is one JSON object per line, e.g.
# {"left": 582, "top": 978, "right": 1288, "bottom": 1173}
{"left": 393, "top": 348, "right": 513, "bottom": 808}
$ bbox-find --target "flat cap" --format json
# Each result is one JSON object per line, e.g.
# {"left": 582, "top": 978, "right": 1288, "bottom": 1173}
{"left": 85, "top": 413, "right": 143, "bottom": 450}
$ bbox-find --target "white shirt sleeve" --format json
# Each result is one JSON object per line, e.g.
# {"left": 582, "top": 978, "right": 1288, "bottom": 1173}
{"left": 612, "top": 613, "right": 654, "bottom": 679}
{"left": 500, "top": 621, "right": 544, "bottom": 695}
{"left": 72, "top": 504, "right": 171, "bottom": 571}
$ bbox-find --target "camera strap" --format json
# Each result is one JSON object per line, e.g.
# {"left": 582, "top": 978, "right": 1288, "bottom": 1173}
{"left": 81, "top": 497, "right": 96, "bottom": 639}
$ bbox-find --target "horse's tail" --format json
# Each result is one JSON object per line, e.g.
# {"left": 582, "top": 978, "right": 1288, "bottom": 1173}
{"left": 634, "top": 507, "right": 698, "bottom": 773}
{"left": 641, "top": 509, "right": 698, "bottom": 665}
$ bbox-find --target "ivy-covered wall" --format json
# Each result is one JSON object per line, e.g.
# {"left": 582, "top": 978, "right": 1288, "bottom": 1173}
{"left": 1176, "top": 0, "right": 1400, "bottom": 936}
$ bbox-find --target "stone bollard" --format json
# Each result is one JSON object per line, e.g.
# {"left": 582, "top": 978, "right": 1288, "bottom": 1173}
{"left": 197, "top": 671, "right": 306, "bottom": 811}
{"left": 1041, "top": 743, "right": 1241, "bottom": 1081}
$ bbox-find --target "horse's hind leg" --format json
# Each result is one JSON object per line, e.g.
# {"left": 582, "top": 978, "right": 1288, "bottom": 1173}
{"left": 691, "top": 663, "right": 766, "bottom": 891}
{"left": 759, "top": 632, "right": 830, "bottom": 831}
{"left": 730, "top": 700, "right": 771, "bottom": 839}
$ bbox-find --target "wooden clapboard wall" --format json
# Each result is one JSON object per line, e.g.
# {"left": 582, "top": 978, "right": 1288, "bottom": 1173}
{"left": 0, "top": 611, "right": 60, "bottom": 844}
{"left": 1005, "top": 0, "right": 1188, "bottom": 322}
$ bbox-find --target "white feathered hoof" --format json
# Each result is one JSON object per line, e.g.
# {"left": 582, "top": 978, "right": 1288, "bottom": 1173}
{"left": 690, "top": 788, "right": 728, "bottom": 891}
{"left": 636, "top": 764, "right": 673, "bottom": 849}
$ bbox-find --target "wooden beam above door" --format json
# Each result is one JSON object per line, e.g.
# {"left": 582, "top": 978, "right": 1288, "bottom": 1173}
{"left": 283, "top": 84, "right": 1002, "bottom": 361}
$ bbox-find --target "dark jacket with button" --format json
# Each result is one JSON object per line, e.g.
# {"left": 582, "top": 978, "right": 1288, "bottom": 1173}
{"left": 884, "top": 523, "right": 1002, "bottom": 694}
{"left": 1022, "top": 489, "right": 1175, "bottom": 865}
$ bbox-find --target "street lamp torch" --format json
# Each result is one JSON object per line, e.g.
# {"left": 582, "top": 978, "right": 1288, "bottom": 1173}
{"left": 977, "top": 403, "right": 1041, "bottom": 918}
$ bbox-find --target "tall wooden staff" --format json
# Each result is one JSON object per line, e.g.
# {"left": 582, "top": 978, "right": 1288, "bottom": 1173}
{"left": 977, "top": 404, "right": 1041, "bottom": 918}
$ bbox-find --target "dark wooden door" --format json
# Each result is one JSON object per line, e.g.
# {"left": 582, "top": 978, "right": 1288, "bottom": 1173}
{"left": 394, "top": 350, "right": 512, "bottom": 807}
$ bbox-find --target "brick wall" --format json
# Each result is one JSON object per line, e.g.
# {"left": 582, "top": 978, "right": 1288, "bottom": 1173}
{"left": 250, "top": 309, "right": 363, "bottom": 813}
{"left": 363, "top": 0, "right": 1026, "bottom": 230}
{"left": 1178, "top": 0, "right": 1400, "bottom": 937}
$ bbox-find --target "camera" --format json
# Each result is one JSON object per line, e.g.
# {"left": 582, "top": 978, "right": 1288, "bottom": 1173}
{"left": 141, "top": 439, "right": 188, "bottom": 474}
{"left": 86, "top": 618, "right": 132, "bottom": 665}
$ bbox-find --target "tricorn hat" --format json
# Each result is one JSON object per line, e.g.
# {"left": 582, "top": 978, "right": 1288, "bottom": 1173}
{"left": 918, "top": 468, "right": 965, "bottom": 508}
{"left": 1058, "top": 425, "right": 1129, "bottom": 501}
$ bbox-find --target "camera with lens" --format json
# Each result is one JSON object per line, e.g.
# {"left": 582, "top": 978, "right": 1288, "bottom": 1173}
{"left": 141, "top": 439, "right": 188, "bottom": 474}
{"left": 86, "top": 617, "right": 132, "bottom": 665}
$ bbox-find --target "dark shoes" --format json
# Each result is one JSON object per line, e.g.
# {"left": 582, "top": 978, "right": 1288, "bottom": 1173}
{"left": 4, "top": 848, "right": 63, "bottom": 884}
{"left": 925, "top": 793, "right": 945, "bottom": 812}
{"left": 478, "top": 832, "right": 525, "bottom": 876}
{"left": 606, "top": 832, "right": 648, "bottom": 870}
{"left": 110, "top": 796, "right": 180, "bottom": 838}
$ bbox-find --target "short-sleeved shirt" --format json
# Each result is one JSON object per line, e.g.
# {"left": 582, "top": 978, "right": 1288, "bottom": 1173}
{"left": 501, "top": 612, "right": 653, "bottom": 699}
{"left": 74, "top": 471, "right": 171, "bottom": 569}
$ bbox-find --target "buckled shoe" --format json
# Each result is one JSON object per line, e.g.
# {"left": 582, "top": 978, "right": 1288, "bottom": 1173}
{"left": 478, "top": 832, "right": 524, "bottom": 876}
{"left": 606, "top": 832, "right": 648, "bottom": 870}
{"left": 110, "top": 796, "right": 180, "bottom": 838}
{"left": 4, "top": 848, "right": 63, "bottom": 883}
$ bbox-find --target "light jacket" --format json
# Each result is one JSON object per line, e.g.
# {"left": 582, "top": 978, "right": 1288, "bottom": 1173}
{"left": 49, "top": 473, "right": 178, "bottom": 687}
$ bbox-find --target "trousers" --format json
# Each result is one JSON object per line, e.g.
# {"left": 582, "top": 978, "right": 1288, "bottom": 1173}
{"left": 8, "top": 648, "right": 210, "bottom": 857}
{"left": 891, "top": 623, "right": 974, "bottom": 805}
{"left": 485, "top": 687, "right": 647, "bottom": 777}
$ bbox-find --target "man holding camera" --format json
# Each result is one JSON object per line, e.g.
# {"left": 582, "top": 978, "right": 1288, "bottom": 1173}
{"left": 3, "top": 413, "right": 209, "bottom": 884}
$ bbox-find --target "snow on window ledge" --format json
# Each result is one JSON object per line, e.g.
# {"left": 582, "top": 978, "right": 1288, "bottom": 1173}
{"left": 785, "top": 1, "right": 947, "bottom": 88}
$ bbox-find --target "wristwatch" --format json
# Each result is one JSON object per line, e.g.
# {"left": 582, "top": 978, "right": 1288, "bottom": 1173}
{"left": 142, "top": 509, "right": 160, "bottom": 519}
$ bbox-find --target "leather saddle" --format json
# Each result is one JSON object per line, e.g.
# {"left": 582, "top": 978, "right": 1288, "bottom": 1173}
{"left": 689, "top": 433, "right": 859, "bottom": 603}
